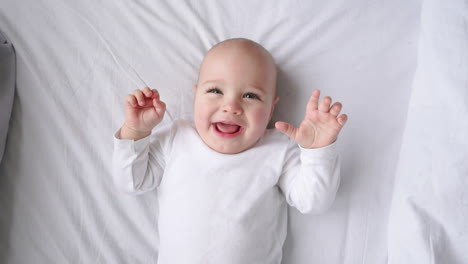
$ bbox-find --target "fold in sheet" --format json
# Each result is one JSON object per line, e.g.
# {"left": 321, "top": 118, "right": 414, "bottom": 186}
{"left": 388, "top": 0, "right": 468, "bottom": 262}
{"left": 0, "top": 30, "right": 15, "bottom": 163}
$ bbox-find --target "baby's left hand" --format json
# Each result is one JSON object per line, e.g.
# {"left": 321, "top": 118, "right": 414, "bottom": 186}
{"left": 275, "top": 90, "right": 347, "bottom": 149}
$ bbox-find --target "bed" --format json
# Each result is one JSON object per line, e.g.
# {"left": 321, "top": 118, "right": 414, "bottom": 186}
{"left": 0, "top": 0, "right": 466, "bottom": 263}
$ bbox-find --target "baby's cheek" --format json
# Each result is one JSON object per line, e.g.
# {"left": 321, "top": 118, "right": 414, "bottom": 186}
{"left": 194, "top": 102, "right": 210, "bottom": 120}
{"left": 252, "top": 109, "right": 271, "bottom": 127}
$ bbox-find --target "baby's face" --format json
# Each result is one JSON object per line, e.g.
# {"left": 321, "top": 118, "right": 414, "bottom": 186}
{"left": 193, "top": 40, "right": 278, "bottom": 154}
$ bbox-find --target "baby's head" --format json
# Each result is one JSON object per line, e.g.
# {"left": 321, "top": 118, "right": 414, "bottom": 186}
{"left": 193, "top": 38, "right": 279, "bottom": 154}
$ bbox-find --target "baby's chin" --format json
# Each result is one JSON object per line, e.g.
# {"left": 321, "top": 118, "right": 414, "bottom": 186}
{"left": 205, "top": 141, "right": 250, "bottom": 155}
{"left": 200, "top": 135, "right": 259, "bottom": 155}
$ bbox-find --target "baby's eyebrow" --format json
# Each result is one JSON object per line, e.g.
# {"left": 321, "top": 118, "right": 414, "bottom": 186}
{"left": 248, "top": 84, "right": 266, "bottom": 93}
{"left": 202, "top": 79, "right": 225, "bottom": 85}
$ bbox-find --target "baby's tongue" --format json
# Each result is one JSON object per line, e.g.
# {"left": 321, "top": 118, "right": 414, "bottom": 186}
{"left": 216, "top": 123, "right": 239, "bottom": 133}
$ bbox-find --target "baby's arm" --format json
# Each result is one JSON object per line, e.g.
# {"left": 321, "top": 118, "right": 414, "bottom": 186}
{"left": 276, "top": 90, "right": 346, "bottom": 213}
{"left": 120, "top": 87, "right": 166, "bottom": 141}
{"left": 278, "top": 142, "right": 340, "bottom": 214}
{"left": 113, "top": 87, "right": 167, "bottom": 194}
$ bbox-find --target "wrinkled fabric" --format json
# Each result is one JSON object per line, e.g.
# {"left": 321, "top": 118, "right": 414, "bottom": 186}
{"left": 387, "top": 0, "right": 468, "bottom": 262}
{"left": 0, "top": 30, "right": 15, "bottom": 163}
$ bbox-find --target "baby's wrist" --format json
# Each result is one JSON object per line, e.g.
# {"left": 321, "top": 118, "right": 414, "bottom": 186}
{"left": 120, "top": 124, "right": 151, "bottom": 140}
{"left": 300, "top": 138, "right": 336, "bottom": 149}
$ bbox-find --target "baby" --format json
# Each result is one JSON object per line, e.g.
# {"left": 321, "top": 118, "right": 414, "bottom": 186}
{"left": 113, "top": 38, "right": 347, "bottom": 263}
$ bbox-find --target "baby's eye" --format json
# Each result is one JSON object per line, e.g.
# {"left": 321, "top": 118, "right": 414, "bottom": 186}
{"left": 207, "top": 87, "right": 223, "bottom": 94}
{"left": 243, "top": 93, "right": 260, "bottom": 100}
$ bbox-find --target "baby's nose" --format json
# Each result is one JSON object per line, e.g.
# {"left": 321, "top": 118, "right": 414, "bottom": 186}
{"left": 222, "top": 101, "right": 243, "bottom": 115}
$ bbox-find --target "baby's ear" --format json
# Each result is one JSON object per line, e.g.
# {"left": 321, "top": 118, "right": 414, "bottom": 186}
{"left": 192, "top": 84, "right": 197, "bottom": 91}
{"left": 273, "top": 96, "right": 279, "bottom": 105}
{"left": 269, "top": 96, "right": 280, "bottom": 120}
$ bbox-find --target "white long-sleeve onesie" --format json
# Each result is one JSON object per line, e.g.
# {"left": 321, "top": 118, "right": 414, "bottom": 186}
{"left": 113, "top": 120, "right": 340, "bottom": 264}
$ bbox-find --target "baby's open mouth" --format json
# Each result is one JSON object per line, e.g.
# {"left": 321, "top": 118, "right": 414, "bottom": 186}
{"left": 215, "top": 122, "right": 241, "bottom": 133}
{"left": 213, "top": 122, "right": 242, "bottom": 137}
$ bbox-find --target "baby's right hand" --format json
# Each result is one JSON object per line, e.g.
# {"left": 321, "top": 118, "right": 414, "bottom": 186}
{"left": 121, "top": 87, "right": 166, "bottom": 140}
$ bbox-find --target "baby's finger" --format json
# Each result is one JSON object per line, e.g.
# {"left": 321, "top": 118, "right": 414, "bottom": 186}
{"left": 275, "top": 121, "right": 298, "bottom": 141}
{"left": 133, "top": 90, "right": 146, "bottom": 106}
{"left": 329, "top": 102, "right": 342, "bottom": 116}
{"left": 142, "top": 87, "right": 153, "bottom": 97}
{"left": 151, "top": 89, "right": 160, "bottom": 100}
{"left": 337, "top": 114, "right": 348, "bottom": 126}
{"left": 318, "top": 96, "right": 332, "bottom": 112}
{"left": 153, "top": 98, "right": 166, "bottom": 116}
{"left": 307, "top": 90, "right": 321, "bottom": 112}
{"left": 125, "top": 94, "right": 138, "bottom": 107}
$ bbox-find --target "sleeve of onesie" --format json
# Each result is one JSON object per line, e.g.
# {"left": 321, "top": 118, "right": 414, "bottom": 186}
{"left": 277, "top": 141, "right": 340, "bottom": 214}
{"left": 112, "top": 124, "right": 172, "bottom": 195}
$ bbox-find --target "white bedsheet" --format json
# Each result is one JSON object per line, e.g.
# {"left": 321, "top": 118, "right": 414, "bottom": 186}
{"left": 0, "top": 0, "right": 465, "bottom": 263}
{"left": 387, "top": 0, "right": 468, "bottom": 263}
